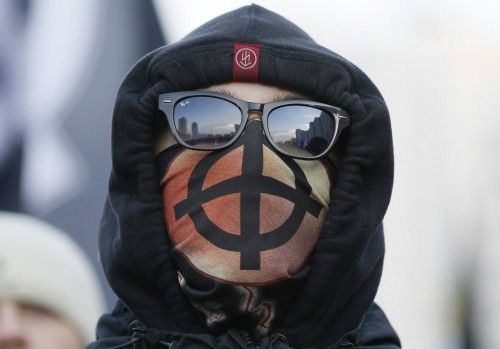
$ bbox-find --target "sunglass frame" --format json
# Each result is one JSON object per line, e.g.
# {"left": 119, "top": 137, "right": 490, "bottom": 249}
{"left": 158, "top": 90, "right": 350, "bottom": 160}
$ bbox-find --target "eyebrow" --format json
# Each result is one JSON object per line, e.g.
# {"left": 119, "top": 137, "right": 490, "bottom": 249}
{"left": 212, "top": 88, "right": 307, "bottom": 102}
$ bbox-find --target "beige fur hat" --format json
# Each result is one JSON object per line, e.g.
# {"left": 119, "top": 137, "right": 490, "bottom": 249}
{"left": 0, "top": 212, "right": 105, "bottom": 344}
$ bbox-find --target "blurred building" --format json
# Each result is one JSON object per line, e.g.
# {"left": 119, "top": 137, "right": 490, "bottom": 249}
{"left": 178, "top": 117, "right": 188, "bottom": 136}
{"left": 192, "top": 122, "right": 199, "bottom": 139}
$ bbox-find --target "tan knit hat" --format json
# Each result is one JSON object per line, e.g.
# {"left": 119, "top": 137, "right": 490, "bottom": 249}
{"left": 0, "top": 212, "right": 105, "bottom": 344}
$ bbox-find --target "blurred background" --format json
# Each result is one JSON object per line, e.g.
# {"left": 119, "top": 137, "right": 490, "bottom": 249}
{"left": 1, "top": 1, "right": 498, "bottom": 348}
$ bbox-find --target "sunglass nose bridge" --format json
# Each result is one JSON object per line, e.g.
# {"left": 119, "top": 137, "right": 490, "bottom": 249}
{"left": 248, "top": 102, "right": 264, "bottom": 112}
{"left": 246, "top": 102, "right": 264, "bottom": 124}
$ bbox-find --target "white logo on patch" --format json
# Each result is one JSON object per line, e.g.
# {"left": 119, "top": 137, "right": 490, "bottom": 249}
{"left": 235, "top": 48, "right": 257, "bottom": 70}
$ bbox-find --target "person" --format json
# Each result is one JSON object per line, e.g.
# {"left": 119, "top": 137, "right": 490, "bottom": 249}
{"left": 89, "top": 4, "right": 400, "bottom": 348}
{"left": 0, "top": 212, "right": 105, "bottom": 348}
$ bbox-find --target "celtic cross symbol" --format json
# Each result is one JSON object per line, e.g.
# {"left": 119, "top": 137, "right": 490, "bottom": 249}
{"left": 174, "top": 122, "right": 323, "bottom": 270}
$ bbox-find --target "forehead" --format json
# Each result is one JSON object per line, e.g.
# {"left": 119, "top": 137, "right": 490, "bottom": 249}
{"left": 200, "top": 82, "right": 307, "bottom": 104}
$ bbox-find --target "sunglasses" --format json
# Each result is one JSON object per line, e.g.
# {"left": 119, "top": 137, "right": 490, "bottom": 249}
{"left": 157, "top": 90, "right": 350, "bottom": 160}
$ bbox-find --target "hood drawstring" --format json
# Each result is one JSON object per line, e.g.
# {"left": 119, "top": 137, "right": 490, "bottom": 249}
{"left": 107, "top": 320, "right": 172, "bottom": 349}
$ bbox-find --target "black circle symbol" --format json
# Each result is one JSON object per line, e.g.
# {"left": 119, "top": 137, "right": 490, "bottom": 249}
{"left": 174, "top": 122, "right": 323, "bottom": 270}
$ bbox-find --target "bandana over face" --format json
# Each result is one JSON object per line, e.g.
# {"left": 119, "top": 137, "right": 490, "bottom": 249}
{"left": 156, "top": 120, "right": 334, "bottom": 339}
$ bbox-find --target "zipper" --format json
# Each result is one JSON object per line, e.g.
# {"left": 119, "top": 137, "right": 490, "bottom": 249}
{"left": 106, "top": 321, "right": 172, "bottom": 349}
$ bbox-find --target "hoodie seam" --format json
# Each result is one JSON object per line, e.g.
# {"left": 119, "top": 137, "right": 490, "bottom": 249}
{"left": 362, "top": 95, "right": 391, "bottom": 168}
{"left": 246, "top": 4, "right": 257, "bottom": 42}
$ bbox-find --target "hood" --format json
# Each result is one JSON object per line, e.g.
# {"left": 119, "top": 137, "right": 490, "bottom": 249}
{"left": 97, "top": 4, "right": 397, "bottom": 348}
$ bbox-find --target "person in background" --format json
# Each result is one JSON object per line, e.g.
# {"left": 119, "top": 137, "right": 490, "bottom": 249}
{"left": 0, "top": 212, "right": 105, "bottom": 348}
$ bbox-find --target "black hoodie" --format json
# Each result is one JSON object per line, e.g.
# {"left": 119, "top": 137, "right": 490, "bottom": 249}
{"left": 88, "top": 4, "right": 400, "bottom": 349}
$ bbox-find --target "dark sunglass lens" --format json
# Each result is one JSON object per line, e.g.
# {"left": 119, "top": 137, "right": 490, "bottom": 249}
{"left": 173, "top": 96, "right": 242, "bottom": 149}
{"left": 267, "top": 105, "right": 336, "bottom": 157}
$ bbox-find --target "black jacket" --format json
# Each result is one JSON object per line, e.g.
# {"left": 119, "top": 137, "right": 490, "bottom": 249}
{"left": 89, "top": 301, "right": 398, "bottom": 348}
{"left": 88, "top": 4, "right": 400, "bottom": 349}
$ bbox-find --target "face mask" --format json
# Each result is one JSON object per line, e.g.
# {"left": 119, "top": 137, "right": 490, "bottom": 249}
{"left": 156, "top": 121, "right": 335, "bottom": 337}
